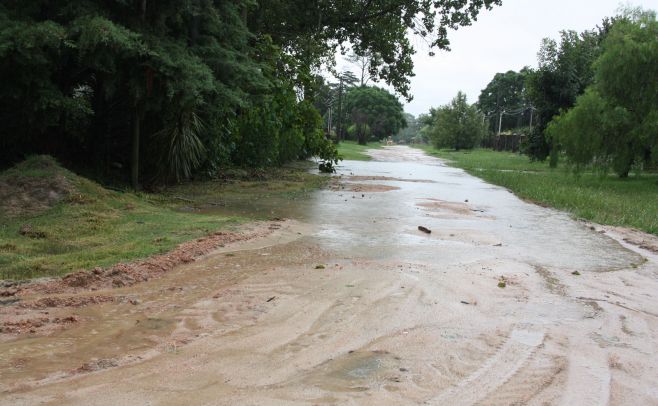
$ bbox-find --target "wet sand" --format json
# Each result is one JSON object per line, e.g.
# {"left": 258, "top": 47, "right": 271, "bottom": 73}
{"left": 2, "top": 146, "right": 658, "bottom": 405}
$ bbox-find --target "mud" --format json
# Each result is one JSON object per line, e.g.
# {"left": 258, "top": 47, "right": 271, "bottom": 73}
{"left": 2, "top": 146, "right": 658, "bottom": 405}
{"left": 330, "top": 182, "right": 401, "bottom": 193}
{"left": 595, "top": 223, "right": 658, "bottom": 254}
{"left": 0, "top": 222, "right": 282, "bottom": 338}
{"left": 346, "top": 175, "right": 436, "bottom": 183}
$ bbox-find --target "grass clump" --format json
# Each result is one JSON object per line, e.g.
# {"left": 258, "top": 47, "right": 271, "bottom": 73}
{"left": 336, "top": 141, "right": 384, "bottom": 161}
{"left": 414, "top": 146, "right": 658, "bottom": 236}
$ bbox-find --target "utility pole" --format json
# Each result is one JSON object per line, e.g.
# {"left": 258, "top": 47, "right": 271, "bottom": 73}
{"left": 327, "top": 106, "right": 332, "bottom": 136}
{"left": 337, "top": 76, "right": 344, "bottom": 142}
{"left": 529, "top": 106, "right": 534, "bottom": 128}
{"left": 498, "top": 110, "right": 504, "bottom": 135}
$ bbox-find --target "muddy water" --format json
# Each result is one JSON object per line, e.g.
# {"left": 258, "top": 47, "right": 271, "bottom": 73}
{"left": 3, "top": 146, "right": 658, "bottom": 405}
{"left": 210, "top": 147, "right": 638, "bottom": 271}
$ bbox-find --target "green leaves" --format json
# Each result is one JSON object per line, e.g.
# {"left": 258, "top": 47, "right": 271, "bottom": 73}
{"left": 547, "top": 10, "right": 658, "bottom": 177}
{"left": 345, "top": 86, "right": 406, "bottom": 144}
{"left": 428, "top": 91, "right": 485, "bottom": 150}
{"left": 248, "top": 0, "right": 501, "bottom": 100}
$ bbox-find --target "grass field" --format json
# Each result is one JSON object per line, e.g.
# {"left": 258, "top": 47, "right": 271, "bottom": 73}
{"left": 0, "top": 157, "right": 324, "bottom": 280}
{"left": 336, "top": 140, "right": 384, "bottom": 161}
{"left": 414, "top": 145, "right": 658, "bottom": 236}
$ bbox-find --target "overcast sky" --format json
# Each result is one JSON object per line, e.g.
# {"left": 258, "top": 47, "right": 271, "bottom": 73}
{"left": 338, "top": 0, "right": 658, "bottom": 116}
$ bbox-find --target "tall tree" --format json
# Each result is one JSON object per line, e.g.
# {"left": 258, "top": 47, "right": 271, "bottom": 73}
{"left": 547, "top": 9, "right": 658, "bottom": 177}
{"left": 345, "top": 86, "right": 406, "bottom": 145}
{"left": 525, "top": 19, "right": 614, "bottom": 161}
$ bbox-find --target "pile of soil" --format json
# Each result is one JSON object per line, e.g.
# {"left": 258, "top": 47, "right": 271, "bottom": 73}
{"left": 0, "top": 156, "right": 75, "bottom": 218}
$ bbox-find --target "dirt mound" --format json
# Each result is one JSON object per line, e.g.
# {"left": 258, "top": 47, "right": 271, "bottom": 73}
{"left": 0, "top": 156, "right": 75, "bottom": 218}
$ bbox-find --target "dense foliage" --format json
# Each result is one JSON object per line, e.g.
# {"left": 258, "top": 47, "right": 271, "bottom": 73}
{"left": 547, "top": 10, "right": 658, "bottom": 177}
{"left": 524, "top": 20, "right": 612, "bottom": 161}
{"left": 0, "top": 0, "right": 501, "bottom": 187}
{"left": 345, "top": 86, "right": 406, "bottom": 145}
{"left": 426, "top": 91, "right": 485, "bottom": 150}
{"left": 478, "top": 69, "right": 531, "bottom": 133}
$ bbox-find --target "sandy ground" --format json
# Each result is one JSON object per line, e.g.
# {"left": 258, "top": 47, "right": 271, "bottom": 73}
{"left": 2, "top": 147, "right": 658, "bottom": 405}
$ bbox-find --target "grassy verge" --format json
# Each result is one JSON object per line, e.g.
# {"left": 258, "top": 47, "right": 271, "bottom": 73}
{"left": 414, "top": 145, "right": 658, "bottom": 235}
{"left": 336, "top": 140, "right": 384, "bottom": 161}
{"left": 0, "top": 157, "right": 325, "bottom": 280}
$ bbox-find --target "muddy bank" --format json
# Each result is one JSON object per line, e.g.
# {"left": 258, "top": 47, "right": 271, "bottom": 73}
{"left": 592, "top": 223, "right": 658, "bottom": 254}
{"left": 0, "top": 221, "right": 285, "bottom": 338}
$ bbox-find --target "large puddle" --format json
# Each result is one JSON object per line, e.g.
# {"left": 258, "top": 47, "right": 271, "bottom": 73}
{"left": 206, "top": 147, "right": 640, "bottom": 271}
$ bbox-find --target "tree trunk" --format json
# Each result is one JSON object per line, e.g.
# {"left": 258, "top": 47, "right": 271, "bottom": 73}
{"left": 357, "top": 128, "right": 366, "bottom": 145}
{"left": 131, "top": 108, "right": 141, "bottom": 191}
{"left": 140, "top": 0, "right": 147, "bottom": 21}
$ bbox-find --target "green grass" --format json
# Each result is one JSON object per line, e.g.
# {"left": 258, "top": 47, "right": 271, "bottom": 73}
{"left": 414, "top": 145, "right": 658, "bottom": 236}
{"left": 336, "top": 140, "right": 384, "bottom": 161}
{"left": 0, "top": 157, "right": 325, "bottom": 280}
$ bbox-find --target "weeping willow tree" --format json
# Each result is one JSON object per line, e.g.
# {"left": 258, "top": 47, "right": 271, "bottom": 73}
{"left": 547, "top": 8, "right": 658, "bottom": 177}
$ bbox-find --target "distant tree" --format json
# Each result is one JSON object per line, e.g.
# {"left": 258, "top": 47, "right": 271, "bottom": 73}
{"left": 395, "top": 113, "right": 420, "bottom": 143}
{"left": 417, "top": 113, "right": 434, "bottom": 143}
{"left": 478, "top": 69, "right": 531, "bottom": 133}
{"left": 428, "top": 92, "right": 485, "bottom": 150}
{"left": 547, "top": 9, "right": 658, "bottom": 177}
{"left": 345, "top": 86, "right": 406, "bottom": 145}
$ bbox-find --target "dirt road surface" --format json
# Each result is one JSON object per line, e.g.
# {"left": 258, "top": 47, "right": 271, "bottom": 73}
{"left": 2, "top": 146, "right": 658, "bottom": 405}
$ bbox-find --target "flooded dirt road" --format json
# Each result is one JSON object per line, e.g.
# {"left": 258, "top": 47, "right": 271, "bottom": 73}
{"left": 3, "top": 146, "right": 658, "bottom": 405}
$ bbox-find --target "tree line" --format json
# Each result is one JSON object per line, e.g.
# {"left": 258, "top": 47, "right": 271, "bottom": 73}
{"left": 420, "top": 7, "right": 658, "bottom": 177}
{"left": 0, "top": 0, "right": 501, "bottom": 188}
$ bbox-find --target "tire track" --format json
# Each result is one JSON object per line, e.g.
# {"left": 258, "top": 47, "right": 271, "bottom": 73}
{"left": 427, "top": 328, "right": 545, "bottom": 405}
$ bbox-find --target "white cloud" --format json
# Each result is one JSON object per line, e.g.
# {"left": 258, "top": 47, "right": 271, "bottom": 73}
{"left": 397, "top": 0, "right": 658, "bottom": 116}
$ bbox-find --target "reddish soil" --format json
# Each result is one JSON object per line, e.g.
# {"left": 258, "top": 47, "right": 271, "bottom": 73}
{"left": 329, "top": 181, "right": 400, "bottom": 193}
{"left": 347, "top": 175, "right": 436, "bottom": 183}
{"left": 0, "top": 224, "right": 277, "bottom": 338}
